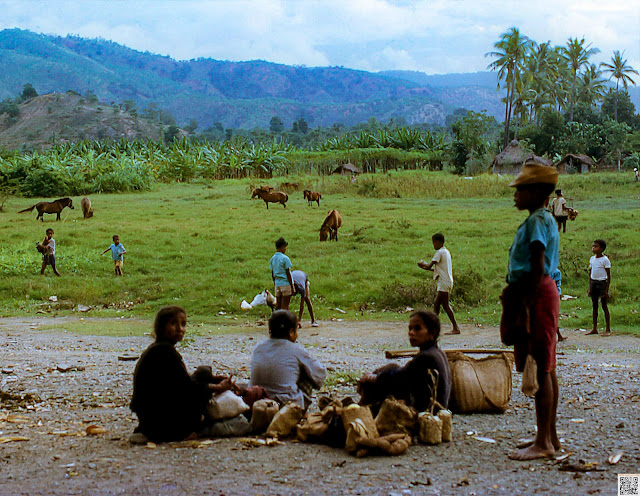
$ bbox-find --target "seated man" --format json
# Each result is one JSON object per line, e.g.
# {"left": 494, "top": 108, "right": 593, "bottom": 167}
{"left": 250, "top": 310, "right": 326, "bottom": 410}
{"left": 358, "top": 310, "right": 452, "bottom": 413}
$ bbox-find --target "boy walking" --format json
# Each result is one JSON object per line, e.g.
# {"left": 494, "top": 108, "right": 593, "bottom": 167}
{"left": 550, "top": 189, "right": 569, "bottom": 233}
{"left": 503, "top": 163, "right": 560, "bottom": 460}
{"left": 586, "top": 239, "right": 611, "bottom": 335}
{"left": 418, "top": 233, "right": 461, "bottom": 335}
{"left": 102, "top": 235, "right": 127, "bottom": 276}
{"left": 270, "top": 237, "right": 295, "bottom": 311}
{"left": 38, "top": 228, "right": 60, "bottom": 276}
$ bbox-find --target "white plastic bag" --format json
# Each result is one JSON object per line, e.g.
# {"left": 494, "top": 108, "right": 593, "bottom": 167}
{"left": 207, "top": 390, "right": 249, "bottom": 420}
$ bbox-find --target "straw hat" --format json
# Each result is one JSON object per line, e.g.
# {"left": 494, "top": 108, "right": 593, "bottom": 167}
{"left": 509, "top": 163, "right": 558, "bottom": 187}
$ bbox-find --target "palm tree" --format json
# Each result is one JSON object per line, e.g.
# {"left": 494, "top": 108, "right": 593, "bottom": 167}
{"left": 601, "top": 50, "right": 639, "bottom": 121}
{"left": 486, "top": 27, "right": 533, "bottom": 148}
{"left": 561, "top": 37, "right": 600, "bottom": 121}
{"left": 577, "top": 63, "right": 606, "bottom": 108}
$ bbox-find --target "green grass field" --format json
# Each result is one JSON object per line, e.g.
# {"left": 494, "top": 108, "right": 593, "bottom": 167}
{"left": 1, "top": 171, "right": 638, "bottom": 335}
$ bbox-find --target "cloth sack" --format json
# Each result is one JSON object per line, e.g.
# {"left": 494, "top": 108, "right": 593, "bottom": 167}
{"left": 375, "top": 397, "right": 418, "bottom": 436}
{"left": 354, "top": 433, "right": 411, "bottom": 457}
{"left": 205, "top": 415, "right": 252, "bottom": 437}
{"left": 521, "top": 354, "right": 539, "bottom": 397}
{"left": 266, "top": 402, "right": 303, "bottom": 438}
{"left": 342, "top": 404, "right": 378, "bottom": 452}
{"left": 250, "top": 399, "right": 280, "bottom": 433}
{"left": 499, "top": 283, "right": 530, "bottom": 346}
{"left": 418, "top": 412, "right": 442, "bottom": 445}
{"left": 447, "top": 351, "right": 512, "bottom": 413}
{"left": 207, "top": 390, "right": 250, "bottom": 420}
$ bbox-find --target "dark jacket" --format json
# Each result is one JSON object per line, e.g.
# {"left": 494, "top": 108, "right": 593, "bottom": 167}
{"left": 372, "top": 343, "right": 452, "bottom": 411}
{"left": 130, "top": 341, "right": 211, "bottom": 442}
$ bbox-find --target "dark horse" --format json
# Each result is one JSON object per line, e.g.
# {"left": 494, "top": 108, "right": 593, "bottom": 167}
{"left": 18, "top": 198, "right": 74, "bottom": 221}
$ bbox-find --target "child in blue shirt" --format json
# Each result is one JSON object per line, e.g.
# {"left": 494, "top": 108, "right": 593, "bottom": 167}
{"left": 102, "top": 234, "right": 127, "bottom": 276}
{"left": 269, "top": 237, "right": 295, "bottom": 310}
{"left": 503, "top": 163, "right": 561, "bottom": 461}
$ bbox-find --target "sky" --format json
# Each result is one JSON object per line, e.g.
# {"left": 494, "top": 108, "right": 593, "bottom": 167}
{"left": 2, "top": 0, "right": 640, "bottom": 75}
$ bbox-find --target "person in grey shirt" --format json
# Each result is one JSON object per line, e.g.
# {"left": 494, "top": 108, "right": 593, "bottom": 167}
{"left": 291, "top": 270, "right": 318, "bottom": 328}
{"left": 250, "top": 310, "right": 326, "bottom": 410}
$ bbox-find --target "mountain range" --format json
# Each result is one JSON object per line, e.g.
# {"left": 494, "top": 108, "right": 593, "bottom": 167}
{"left": 0, "top": 29, "right": 637, "bottom": 131}
{"left": 0, "top": 29, "right": 506, "bottom": 130}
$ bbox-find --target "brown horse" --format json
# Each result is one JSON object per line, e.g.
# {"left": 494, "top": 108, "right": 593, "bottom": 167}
{"left": 18, "top": 197, "right": 74, "bottom": 221}
{"left": 303, "top": 190, "right": 322, "bottom": 206}
{"left": 320, "top": 210, "right": 342, "bottom": 241}
{"left": 81, "top": 197, "right": 94, "bottom": 219}
{"left": 251, "top": 188, "right": 288, "bottom": 209}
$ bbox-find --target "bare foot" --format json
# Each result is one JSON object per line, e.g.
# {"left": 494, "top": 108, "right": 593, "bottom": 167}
{"left": 508, "top": 444, "right": 555, "bottom": 460}
{"left": 603, "top": 331, "right": 611, "bottom": 336}
{"left": 445, "top": 330, "right": 461, "bottom": 335}
{"left": 516, "top": 438, "right": 561, "bottom": 451}
{"left": 557, "top": 333, "right": 566, "bottom": 342}
{"left": 586, "top": 329, "right": 598, "bottom": 335}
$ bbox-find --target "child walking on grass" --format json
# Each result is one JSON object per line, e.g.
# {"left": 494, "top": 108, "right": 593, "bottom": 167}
{"left": 587, "top": 239, "right": 611, "bottom": 336}
{"left": 502, "top": 162, "right": 561, "bottom": 461}
{"left": 101, "top": 235, "right": 126, "bottom": 276}
{"left": 39, "top": 228, "right": 60, "bottom": 277}
{"left": 418, "top": 233, "right": 461, "bottom": 335}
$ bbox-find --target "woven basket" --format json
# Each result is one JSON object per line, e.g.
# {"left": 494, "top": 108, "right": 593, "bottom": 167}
{"left": 446, "top": 351, "right": 512, "bottom": 414}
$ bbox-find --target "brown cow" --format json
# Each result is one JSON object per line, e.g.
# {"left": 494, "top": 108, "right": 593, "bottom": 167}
{"left": 251, "top": 188, "right": 288, "bottom": 209}
{"left": 320, "top": 210, "right": 342, "bottom": 241}
{"left": 81, "top": 197, "right": 94, "bottom": 219}
{"left": 18, "top": 197, "right": 74, "bottom": 221}
{"left": 303, "top": 190, "right": 322, "bottom": 206}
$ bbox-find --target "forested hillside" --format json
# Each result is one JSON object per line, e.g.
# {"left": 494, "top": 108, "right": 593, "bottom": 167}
{"left": 0, "top": 29, "right": 503, "bottom": 129}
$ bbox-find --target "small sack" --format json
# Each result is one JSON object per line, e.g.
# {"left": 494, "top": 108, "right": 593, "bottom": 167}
{"left": 500, "top": 284, "right": 530, "bottom": 346}
{"left": 207, "top": 390, "right": 249, "bottom": 420}
{"left": 206, "top": 415, "right": 252, "bottom": 437}
{"left": 345, "top": 418, "right": 370, "bottom": 453}
{"left": 418, "top": 412, "right": 442, "bottom": 445}
{"left": 355, "top": 433, "right": 412, "bottom": 457}
{"left": 375, "top": 397, "right": 418, "bottom": 436}
{"left": 521, "top": 354, "right": 539, "bottom": 397}
{"left": 437, "top": 409, "right": 453, "bottom": 442}
{"left": 341, "top": 405, "right": 378, "bottom": 439}
{"left": 266, "top": 402, "right": 303, "bottom": 438}
{"left": 250, "top": 399, "right": 280, "bottom": 433}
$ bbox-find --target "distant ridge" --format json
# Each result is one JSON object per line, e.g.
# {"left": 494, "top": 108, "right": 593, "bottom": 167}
{"left": 1, "top": 28, "right": 505, "bottom": 129}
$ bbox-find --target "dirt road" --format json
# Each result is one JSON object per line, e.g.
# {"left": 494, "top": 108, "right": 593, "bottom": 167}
{"left": 1, "top": 317, "right": 638, "bottom": 495}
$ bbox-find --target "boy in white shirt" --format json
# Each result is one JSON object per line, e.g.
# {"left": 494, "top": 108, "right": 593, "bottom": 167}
{"left": 550, "top": 189, "right": 569, "bottom": 233}
{"left": 587, "top": 239, "right": 611, "bottom": 335}
{"left": 418, "top": 233, "right": 461, "bottom": 335}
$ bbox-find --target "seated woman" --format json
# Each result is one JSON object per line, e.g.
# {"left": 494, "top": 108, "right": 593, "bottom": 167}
{"left": 250, "top": 310, "right": 327, "bottom": 410}
{"left": 130, "top": 305, "right": 233, "bottom": 443}
{"left": 358, "top": 310, "right": 452, "bottom": 412}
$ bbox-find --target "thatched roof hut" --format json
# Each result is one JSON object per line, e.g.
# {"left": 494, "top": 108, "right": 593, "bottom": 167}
{"left": 491, "top": 140, "right": 552, "bottom": 174}
{"left": 555, "top": 154, "right": 595, "bottom": 174}
{"left": 332, "top": 162, "right": 362, "bottom": 175}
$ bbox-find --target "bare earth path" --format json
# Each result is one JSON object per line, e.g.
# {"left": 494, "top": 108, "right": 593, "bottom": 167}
{"left": 1, "top": 317, "right": 639, "bottom": 495}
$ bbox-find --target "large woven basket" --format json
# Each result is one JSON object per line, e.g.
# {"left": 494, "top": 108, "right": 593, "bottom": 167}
{"left": 445, "top": 351, "right": 513, "bottom": 414}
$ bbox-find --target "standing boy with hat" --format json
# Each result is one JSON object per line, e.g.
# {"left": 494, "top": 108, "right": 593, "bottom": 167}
{"left": 504, "top": 163, "right": 561, "bottom": 460}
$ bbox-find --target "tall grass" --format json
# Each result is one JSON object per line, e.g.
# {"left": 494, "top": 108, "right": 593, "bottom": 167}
{"left": 1, "top": 171, "right": 639, "bottom": 334}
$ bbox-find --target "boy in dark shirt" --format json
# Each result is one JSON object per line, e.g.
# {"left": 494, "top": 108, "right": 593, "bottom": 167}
{"left": 357, "top": 310, "right": 451, "bottom": 412}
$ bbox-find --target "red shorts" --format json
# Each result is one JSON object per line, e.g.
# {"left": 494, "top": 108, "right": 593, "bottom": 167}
{"left": 514, "top": 276, "right": 559, "bottom": 373}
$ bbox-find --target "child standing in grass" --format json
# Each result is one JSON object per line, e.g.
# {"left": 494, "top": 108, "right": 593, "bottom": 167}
{"left": 39, "top": 228, "right": 60, "bottom": 277}
{"left": 270, "top": 237, "right": 295, "bottom": 310}
{"left": 587, "top": 239, "right": 611, "bottom": 336}
{"left": 102, "top": 234, "right": 127, "bottom": 276}
{"left": 418, "top": 233, "right": 461, "bottom": 335}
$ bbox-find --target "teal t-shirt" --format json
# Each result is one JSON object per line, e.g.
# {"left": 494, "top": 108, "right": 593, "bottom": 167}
{"left": 270, "top": 252, "right": 292, "bottom": 287}
{"left": 507, "top": 208, "right": 559, "bottom": 284}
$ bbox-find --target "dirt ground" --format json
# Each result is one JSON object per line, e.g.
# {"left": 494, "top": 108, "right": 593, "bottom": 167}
{"left": 0, "top": 316, "right": 638, "bottom": 496}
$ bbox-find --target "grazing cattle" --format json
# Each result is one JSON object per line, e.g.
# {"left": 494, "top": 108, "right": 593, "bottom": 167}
{"left": 303, "top": 190, "right": 322, "bottom": 206}
{"left": 81, "top": 197, "right": 94, "bottom": 219}
{"left": 319, "top": 210, "right": 342, "bottom": 241}
{"left": 251, "top": 188, "right": 288, "bottom": 209}
{"left": 18, "top": 197, "right": 74, "bottom": 221}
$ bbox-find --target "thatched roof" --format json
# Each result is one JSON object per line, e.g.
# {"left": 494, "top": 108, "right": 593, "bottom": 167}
{"left": 491, "top": 140, "right": 552, "bottom": 169}
{"left": 555, "top": 154, "right": 596, "bottom": 168}
{"left": 332, "top": 162, "right": 362, "bottom": 175}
